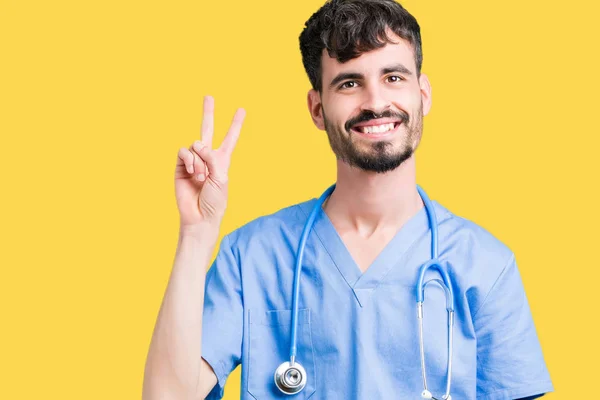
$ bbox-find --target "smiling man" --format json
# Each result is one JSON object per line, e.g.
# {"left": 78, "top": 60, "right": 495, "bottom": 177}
{"left": 309, "top": 37, "right": 425, "bottom": 176}
{"left": 143, "top": 1, "right": 554, "bottom": 399}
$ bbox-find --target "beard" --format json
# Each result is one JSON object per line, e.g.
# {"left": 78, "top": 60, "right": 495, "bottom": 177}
{"left": 322, "top": 105, "right": 423, "bottom": 173}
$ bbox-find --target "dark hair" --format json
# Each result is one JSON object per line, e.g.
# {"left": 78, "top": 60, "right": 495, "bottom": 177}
{"left": 299, "top": 0, "right": 422, "bottom": 92}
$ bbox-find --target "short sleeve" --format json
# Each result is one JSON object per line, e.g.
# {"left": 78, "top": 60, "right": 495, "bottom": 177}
{"left": 201, "top": 234, "right": 243, "bottom": 399}
{"left": 474, "top": 253, "right": 554, "bottom": 400}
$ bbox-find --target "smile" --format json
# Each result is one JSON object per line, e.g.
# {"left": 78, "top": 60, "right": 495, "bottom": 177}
{"left": 350, "top": 121, "right": 402, "bottom": 138}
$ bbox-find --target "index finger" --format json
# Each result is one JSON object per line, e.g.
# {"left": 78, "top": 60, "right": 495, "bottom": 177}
{"left": 219, "top": 108, "right": 246, "bottom": 156}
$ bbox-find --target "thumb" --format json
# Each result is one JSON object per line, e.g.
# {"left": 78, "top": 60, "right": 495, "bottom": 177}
{"left": 197, "top": 146, "right": 228, "bottom": 184}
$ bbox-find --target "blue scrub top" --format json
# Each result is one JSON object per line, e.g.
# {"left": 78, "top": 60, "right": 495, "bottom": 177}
{"left": 201, "top": 195, "right": 553, "bottom": 399}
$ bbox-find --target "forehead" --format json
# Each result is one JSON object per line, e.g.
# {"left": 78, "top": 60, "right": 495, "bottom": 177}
{"left": 320, "top": 32, "right": 416, "bottom": 83}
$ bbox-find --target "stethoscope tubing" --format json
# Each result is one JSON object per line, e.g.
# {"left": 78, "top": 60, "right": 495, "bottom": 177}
{"left": 289, "top": 184, "right": 336, "bottom": 363}
{"left": 281, "top": 184, "right": 455, "bottom": 399}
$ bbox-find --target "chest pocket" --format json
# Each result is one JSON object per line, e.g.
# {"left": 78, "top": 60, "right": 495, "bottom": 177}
{"left": 248, "top": 308, "right": 316, "bottom": 399}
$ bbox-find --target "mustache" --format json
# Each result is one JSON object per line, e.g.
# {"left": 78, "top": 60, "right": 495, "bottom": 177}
{"left": 345, "top": 109, "right": 409, "bottom": 131}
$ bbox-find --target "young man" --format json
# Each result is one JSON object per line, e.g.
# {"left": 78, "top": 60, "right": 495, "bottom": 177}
{"left": 143, "top": 1, "right": 553, "bottom": 399}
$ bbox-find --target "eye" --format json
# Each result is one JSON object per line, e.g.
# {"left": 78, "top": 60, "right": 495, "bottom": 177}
{"left": 387, "top": 75, "right": 404, "bottom": 83}
{"left": 339, "top": 81, "right": 358, "bottom": 90}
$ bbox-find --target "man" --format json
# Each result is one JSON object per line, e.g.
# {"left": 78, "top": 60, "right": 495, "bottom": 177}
{"left": 143, "top": 0, "right": 553, "bottom": 399}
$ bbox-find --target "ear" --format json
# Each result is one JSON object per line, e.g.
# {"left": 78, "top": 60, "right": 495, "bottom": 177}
{"left": 307, "top": 89, "right": 325, "bottom": 130}
{"left": 418, "top": 73, "right": 432, "bottom": 116}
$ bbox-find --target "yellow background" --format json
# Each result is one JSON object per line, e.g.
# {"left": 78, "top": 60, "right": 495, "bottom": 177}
{"left": 1, "top": 0, "right": 597, "bottom": 398}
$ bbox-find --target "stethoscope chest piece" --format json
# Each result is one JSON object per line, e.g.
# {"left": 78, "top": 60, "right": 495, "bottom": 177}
{"left": 274, "top": 361, "right": 307, "bottom": 395}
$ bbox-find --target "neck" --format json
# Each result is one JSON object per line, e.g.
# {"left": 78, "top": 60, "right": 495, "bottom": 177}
{"left": 323, "top": 154, "right": 424, "bottom": 237}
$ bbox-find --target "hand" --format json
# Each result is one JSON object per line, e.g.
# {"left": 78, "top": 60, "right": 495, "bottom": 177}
{"left": 175, "top": 95, "right": 246, "bottom": 228}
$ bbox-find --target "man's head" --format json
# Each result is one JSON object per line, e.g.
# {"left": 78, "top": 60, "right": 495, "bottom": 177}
{"left": 299, "top": 0, "right": 432, "bottom": 173}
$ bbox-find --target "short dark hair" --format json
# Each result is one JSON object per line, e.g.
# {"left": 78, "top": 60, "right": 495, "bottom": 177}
{"left": 299, "top": 0, "right": 422, "bottom": 92}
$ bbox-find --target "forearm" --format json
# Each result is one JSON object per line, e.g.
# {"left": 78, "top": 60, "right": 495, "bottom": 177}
{"left": 143, "top": 221, "right": 221, "bottom": 399}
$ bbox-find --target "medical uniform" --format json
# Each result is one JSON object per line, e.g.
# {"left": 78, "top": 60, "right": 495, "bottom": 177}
{"left": 201, "top": 195, "right": 554, "bottom": 399}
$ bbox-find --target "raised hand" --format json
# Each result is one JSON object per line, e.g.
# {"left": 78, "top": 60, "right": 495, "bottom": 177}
{"left": 175, "top": 96, "right": 246, "bottom": 228}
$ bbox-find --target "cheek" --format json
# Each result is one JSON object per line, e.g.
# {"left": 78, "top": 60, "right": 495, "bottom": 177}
{"left": 323, "top": 105, "right": 349, "bottom": 129}
{"left": 395, "top": 97, "right": 416, "bottom": 111}
{"left": 325, "top": 93, "right": 358, "bottom": 115}
{"left": 394, "top": 85, "right": 422, "bottom": 106}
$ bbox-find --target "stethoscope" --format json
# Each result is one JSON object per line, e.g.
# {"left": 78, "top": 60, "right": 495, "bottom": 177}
{"left": 274, "top": 184, "right": 455, "bottom": 399}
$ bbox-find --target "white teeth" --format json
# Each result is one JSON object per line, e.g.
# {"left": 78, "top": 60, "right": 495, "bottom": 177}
{"left": 360, "top": 122, "right": 396, "bottom": 134}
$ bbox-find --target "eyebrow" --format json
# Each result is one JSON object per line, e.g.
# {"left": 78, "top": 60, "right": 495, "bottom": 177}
{"left": 328, "top": 63, "right": 413, "bottom": 90}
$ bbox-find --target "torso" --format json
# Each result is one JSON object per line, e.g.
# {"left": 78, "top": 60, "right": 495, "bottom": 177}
{"left": 202, "top": 197, "right": 546, "bottom": 399}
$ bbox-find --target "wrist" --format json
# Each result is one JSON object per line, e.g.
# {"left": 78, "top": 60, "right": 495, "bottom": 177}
{"left": 179, "top": 219, "right": 222, "bottom": 241}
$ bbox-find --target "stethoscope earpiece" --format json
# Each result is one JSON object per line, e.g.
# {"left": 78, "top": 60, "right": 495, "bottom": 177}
{"left": 274, "top": 361, "right": 307, "bottom": 395}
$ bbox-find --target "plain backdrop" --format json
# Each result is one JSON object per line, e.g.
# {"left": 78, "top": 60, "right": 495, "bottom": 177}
{"left": 1, "top": 0, "right": 598, "bottom": 398}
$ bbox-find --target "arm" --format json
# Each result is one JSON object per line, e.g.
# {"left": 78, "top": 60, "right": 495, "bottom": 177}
{"left": 474, "top": 254, "right": 553, "bottom": 399}
{"left": 143, "top": 96, "right": 246, "bottom": 399}
{"left": 142, "top": 223, "right": 221, "bottom": 400}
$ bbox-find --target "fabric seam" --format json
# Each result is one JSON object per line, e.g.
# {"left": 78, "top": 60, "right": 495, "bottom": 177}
{"left": 471, "top": 252, "right": 515, "bottom": 319}
{"left": 480, "top": 380, "right": 553, "bottom": 399}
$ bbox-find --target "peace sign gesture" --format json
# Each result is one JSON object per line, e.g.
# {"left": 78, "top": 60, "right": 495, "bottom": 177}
{"left": 175, "top": 96, "right": 246, "bottom": 228}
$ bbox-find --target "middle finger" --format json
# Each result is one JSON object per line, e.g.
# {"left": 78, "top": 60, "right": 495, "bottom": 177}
{"left": 201, "top": 95, "right": 215, "bottom": 148}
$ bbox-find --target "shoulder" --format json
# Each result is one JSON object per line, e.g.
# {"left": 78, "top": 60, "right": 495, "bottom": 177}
{"left": 224, "top": 197, "right": 317, "bottom": 252}
{"left": 431, "top": 199, "right": 516, "bottom": 297}
{"left": 431, "top": 199, "right": 523, "bottom": 316}
{"left": 434, "top": 199, "right": 514, "bottom": 262}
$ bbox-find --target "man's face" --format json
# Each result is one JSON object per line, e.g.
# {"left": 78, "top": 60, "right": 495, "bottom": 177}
{"left": 308, "top": 31, "right": 431, "bottom": 173}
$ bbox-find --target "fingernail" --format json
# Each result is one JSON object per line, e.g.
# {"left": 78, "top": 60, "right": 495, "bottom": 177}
{"left": 187, "top": 164, "right": 193, "bottom": 174}
{"left": 196, "top": 174, "right": 205, "bottom": 181}
{"left": 193, "top": 141, "right": 203, "bottom": 151}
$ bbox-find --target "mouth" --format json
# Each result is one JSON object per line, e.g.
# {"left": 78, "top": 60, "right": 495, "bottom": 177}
{"left": 350, "top": 120, "right": 403, "bottom": 139}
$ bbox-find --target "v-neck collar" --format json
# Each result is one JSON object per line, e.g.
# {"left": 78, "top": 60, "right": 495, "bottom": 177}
{"left": 298, "top": 196, "right": 451, "bottom": 307}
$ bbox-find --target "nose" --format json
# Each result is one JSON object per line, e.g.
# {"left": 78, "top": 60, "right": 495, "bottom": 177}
{"left": 359, "top": 84, "right": 391, "bottom": 116}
